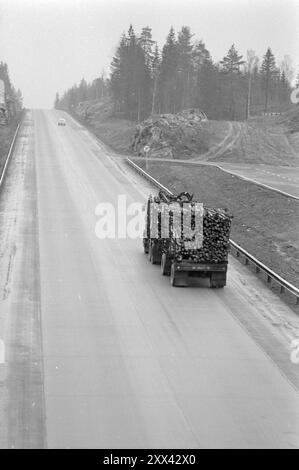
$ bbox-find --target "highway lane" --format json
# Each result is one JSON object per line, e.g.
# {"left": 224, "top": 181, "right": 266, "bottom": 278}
{"left": 206, "top": 162, "right": 299, "bottom": 200}
{"left": 0, "top": 112, "right": 45, "bottom": 448}
{"left": 123, "top": 157, "right": 299, "bottom": 200}
{"left": 1, "top": 109, "right": 299, "bottom": 448}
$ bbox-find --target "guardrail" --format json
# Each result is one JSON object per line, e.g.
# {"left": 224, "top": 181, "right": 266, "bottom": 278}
{"left": 127, "top": 157, "right": 299, "bottom": 305}
{"left": 229, "top": 241, "right": 299, "bottom": 304}
{"left": 0, "top": 120, "right": 22, "bottom": 190}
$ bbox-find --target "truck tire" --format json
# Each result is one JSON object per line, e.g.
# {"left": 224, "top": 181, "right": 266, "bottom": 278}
{"left": 170, "top": 263, "right": 188, "bottom": 287}
{"left": 148, "top": 242, "right": 160, "bottom": 264}
{"left": 161, "top": 253, "right": 171, "bottom": 276}
{"left": 148, "top": 243, "right": 153, "bottom": 263}
{"left": 210, "top": 273, "right": 226, "bottom": 288}
{"left": 170, "top": 263, "right": 177, "bottom": 286}
{"left": 210, "top": 281, "right": 225, "bottom": 288}
{"left": 143, "top": 238, "right": 149, "bottom": 254}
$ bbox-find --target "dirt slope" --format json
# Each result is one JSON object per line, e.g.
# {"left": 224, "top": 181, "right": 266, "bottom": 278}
{"left": 132, "top": 108, "right": 299, "bottom": 166}
{"left": 71, "top": 99, "right": 136, "bottom": 155}
{"left": 70, "top": 99, "right": 299, "bottom": 166}
{"left": 203, "top": 114, "right": 299, "bottom": 166}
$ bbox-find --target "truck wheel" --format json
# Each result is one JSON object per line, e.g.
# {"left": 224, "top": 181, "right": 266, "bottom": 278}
{"left": 210, "top": 273, "right": 226, "bottom": 288}
{"left": 170, "top": 264, "right": 188, "bottom": 287}
{"left": 148, "top": 242, "right": 157, "bottom": 264}
{"left": 210, "top": 278, "right": 226, "bottom": 288}
{"left": 211, "top": 282, "right": 225, "bottom": 288}
{"left": 148, "top": 243, "right": 153, "bottom": 263}
{"left": 161, "top": 254, "right": 171, "bottom": 276}
{"left": 170, "top": 263, "right": 177, "bottom": 286}
{"left": 149, "top": 242, "right": 161, "bottom": 264}
{"left": 143, "top": 238, "right": 149, "bottom": 254}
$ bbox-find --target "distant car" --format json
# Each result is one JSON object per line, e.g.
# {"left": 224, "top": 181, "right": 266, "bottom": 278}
{"left": 58, "top": 118, "right": 66, "bottom": 126}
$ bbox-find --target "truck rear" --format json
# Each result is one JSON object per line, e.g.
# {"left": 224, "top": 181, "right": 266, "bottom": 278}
{"left": 143, "top": 190, "right": 233, "bottom": 287}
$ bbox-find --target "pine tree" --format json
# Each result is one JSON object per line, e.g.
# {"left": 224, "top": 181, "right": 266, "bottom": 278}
{"left": 110, "top": 33, "right": 129, "bottom": 113}
{"left": 110, "top": 25, "right": 152, "bottom": 120}
{"left": 54, "top": 92, "right": 60, "bottom": 109}
{"left": 176, "top": 26, "right": 194, "bottom": 109}
{"left": 220, "top": 45, "right": 245, "bottom": 119}
{"left": 0, "top": 62, "right": 13, "bottom": 97}
{"left": 278, "top": 70, "right": 291, "bottom": 108}
{"left": 157, "top": 26, "right": 178, "bottom": 113}
{"left": 0, "top": 61, "right": 23, "bottom": 119}
{"left": 151, "top": 43, "right": 161, "bottom": 114}
{"left": 260, "top": 47, "right": 277, "bottom": 113}
{"left": 15, "top": 89, "right": 23, "bottom": 111}
{"left": 78, "top": 78, "right": 88, "bottom": 102}
{"left": 192, "top": 40, "right": 211, "bottom": 69}
{"left": 220, "top": 44, "right": 244, "bottom": 74}
{"left": 191, "top": 40, "right": 213, "bottom": 112}
{"left": 139, "top": 26, "right": 155, "bottom": 72}
{"left": 127, "top": 25, "right": 142, "bottom": 119}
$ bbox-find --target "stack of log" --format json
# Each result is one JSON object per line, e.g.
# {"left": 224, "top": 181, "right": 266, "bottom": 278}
{"left": 147, "top": 192, "right": 233, "bottom": 263}
{"left": 169, "top": 207, "right": 232, "bottom": 263}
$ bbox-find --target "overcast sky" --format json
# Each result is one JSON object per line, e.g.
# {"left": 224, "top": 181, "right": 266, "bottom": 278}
{"left": 0, "top": 0, "right": 298, "bottom": 108}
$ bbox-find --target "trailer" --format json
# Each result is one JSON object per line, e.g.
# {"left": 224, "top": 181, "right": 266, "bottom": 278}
{"left": 143, "top": 190, "right": 232, "bottom": 287}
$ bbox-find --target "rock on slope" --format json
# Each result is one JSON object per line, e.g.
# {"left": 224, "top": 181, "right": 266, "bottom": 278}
{"left": 132, "top": 109, "right": 208, "bottom": 159}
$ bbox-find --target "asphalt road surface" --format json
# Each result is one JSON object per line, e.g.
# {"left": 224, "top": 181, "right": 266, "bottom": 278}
{"left": 208, "top": 162, "right": 299, "bottom": 200}
{"left": 129, "top": 158, "right": 299, "bottom": 200}
{"left": 0, "top": 110, "right": 299, "bottom": 449}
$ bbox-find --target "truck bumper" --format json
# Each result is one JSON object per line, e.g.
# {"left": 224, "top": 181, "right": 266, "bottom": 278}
{"left": 174, "top": 262, "right": 227, "bottom": 272}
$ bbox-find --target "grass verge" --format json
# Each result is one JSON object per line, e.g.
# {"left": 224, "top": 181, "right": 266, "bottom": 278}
{"left": 0, "top": 119, "right": 20, "bottom": 174}
{"left": 70, "top": 111, "right": 135, "bottom": 155}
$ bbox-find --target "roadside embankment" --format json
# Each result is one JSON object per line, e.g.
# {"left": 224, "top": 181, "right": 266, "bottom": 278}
{"left": 0, "top": 118, "right": 20, "bottom": 173}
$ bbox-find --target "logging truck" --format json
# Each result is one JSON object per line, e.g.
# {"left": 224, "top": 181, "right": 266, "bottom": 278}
{"left": 143, "top": 190, "right": 232, "bottom": 287}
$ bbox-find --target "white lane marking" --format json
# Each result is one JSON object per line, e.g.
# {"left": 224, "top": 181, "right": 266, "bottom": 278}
{"left": 0, "top": 339, "right": 5, "bottom": 364}
{"left": 208, "top": 163, "right": 299, "bottom": 199}
{"left": 221, "top": 169, "right": 299, "bottom": 200}
{"left": 259, "top": 169, "right": 299, "bottom": 184}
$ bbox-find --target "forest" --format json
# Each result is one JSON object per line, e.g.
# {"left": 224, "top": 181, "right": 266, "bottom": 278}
{"left": 55, "top": 25, "right": 296, "bottom": 122}
{"left": 0, "top": 61, "right": 23, "bottom": 121}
